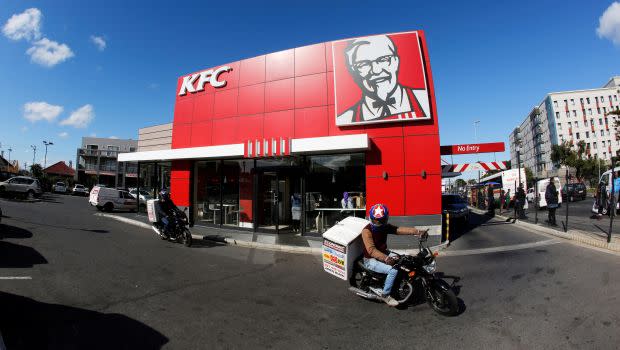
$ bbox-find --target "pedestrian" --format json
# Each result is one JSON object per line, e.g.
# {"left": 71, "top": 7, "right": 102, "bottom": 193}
{"left": 487, "top": 185, "right": 495, "bottom": 216}
{"left": 516, "top": 185, "right": 527, "bottom": 219}
{"left": 545, "top": 178, "right": 558, "bottom": 226}
{"left": 477, "top": 188, "right": 484, "bottom": 209}
{"left": 505, "top": 189, "right": 511, "bottom": 211}
{"left": 597, "top": 181, "right": 607, "bottom": 220}
{"left": 499, "top": 189, "right": 505, "bottom": 214}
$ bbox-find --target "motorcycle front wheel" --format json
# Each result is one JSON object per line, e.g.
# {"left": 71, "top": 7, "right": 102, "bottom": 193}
{"left": 427, "top": 284, "right": 458, "bottom": 316}
{"left": 182, "top": 228, "right": 192, "bottom": 247}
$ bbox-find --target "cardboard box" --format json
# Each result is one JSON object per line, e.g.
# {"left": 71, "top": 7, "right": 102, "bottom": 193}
{"left": 146, "top": 199, "right": 160, "bottom": 223}
{"left": 322, "top": 216, "right": 369, "bottom": 280}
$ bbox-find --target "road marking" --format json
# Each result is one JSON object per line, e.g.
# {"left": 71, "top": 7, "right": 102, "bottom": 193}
{"left": 439, "top": 239, "right": 562, "bottom": 256}
{"left": 393, "top": 239, "right": 561, "bottom": 257}
{"left": 0, "top": 276, "right": 32, "bottom": 280}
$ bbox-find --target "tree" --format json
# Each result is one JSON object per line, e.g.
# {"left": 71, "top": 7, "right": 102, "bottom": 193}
{"left": 467, "top": 179, "right": 476, "bottom": 185}
{"left": 454, "top": 179, "right": 467, "bottom": 188}
{"left": 524, "top": 167, "right": 534, "bottom": 187}
{"left": 29, "top": 163, "right": 43, "bottom": 179}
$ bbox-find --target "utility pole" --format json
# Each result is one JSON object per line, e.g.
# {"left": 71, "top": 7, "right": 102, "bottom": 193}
{"left": 7, "top": 148, "right": 11, "bottom": 162}
{"left": 43, "top": 140, "right": 54, "bottom": 169}
{"left": 31, "top": 145, "right": 37, "bottom": 165}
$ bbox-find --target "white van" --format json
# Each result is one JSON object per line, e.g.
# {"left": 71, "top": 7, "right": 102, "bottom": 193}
{"left": 594, "top": 167, "right": 620, "bottom": 214}
{"left": 530, "top": 177, "right": 562, "bottom": 209}
{"left": 89, "top": 186, "right": 137, "bottom": 212}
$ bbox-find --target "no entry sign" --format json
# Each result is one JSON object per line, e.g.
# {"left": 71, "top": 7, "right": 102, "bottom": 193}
{"left": 440, "top": 142, "right": 505, "bottom": 155}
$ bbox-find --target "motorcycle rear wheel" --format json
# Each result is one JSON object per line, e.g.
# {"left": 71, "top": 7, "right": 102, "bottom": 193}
{"left": 427, "top": 285, "right": 458, "bottom": 316}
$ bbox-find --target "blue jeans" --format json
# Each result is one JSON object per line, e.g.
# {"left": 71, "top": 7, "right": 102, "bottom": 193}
{"left": 363, "top": 252, "right": 398, "bottom": 296}
{"left": 161, "top": 216, "right": 171, "bottom": 234}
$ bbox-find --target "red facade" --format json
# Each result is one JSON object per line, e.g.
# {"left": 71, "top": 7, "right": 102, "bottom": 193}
{"left": 170, "top": 31, "right": 441, "bottom": 218}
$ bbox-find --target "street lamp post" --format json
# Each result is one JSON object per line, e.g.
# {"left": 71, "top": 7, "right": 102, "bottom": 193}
{"left": 30, "top": 145, "right": 37, "bottom": 166}
{"left": 43, "top": 140, "right": 54, "bottom": 169}
{"left": 7, "top": 148, "right": 12, "bottom": 162}
{"left": 515, "top": 146, "right": 522, "bottom": 220}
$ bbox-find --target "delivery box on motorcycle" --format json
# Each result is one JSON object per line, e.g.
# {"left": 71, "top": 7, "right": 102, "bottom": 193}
{"left": 322, "top": 216, "right": 369, "bottom": 281}
{"left": 146, "top": 199, "right": 161, "bottom": 223}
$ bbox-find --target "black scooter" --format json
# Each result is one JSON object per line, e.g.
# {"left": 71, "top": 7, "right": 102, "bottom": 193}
{"left": 348, "top": 236, "right": 459, "bottom": 315}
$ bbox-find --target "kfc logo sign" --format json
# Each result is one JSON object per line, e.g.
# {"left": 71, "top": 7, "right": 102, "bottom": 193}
{"left": 333, "top": 31, "right": 432, "bottom": 126}
{"left": 178, "top": 65, "right": 232, "bottom": 96}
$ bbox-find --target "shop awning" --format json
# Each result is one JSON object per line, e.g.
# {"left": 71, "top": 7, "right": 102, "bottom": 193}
{"left": 118, "top": 134, "right": 369, "bottom": 162}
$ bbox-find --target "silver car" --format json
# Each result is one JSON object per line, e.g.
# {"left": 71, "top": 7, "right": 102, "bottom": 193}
{"left": 0, "top": 176, "right": 43, "bottom": 199}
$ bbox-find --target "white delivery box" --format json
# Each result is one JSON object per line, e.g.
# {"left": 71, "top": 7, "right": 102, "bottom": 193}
{"left": 146, "top": 199, "right": 160, "bottom": 223}
{"left": 322, "top": 216, "right": 370, "bottom": 281}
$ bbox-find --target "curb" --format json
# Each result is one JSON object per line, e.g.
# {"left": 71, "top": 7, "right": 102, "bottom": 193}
{"left": 94, "top": 212, "right": 448, "bottom": 255}
{"left": 468, "top": 207, "right": 620, "bottom": 253}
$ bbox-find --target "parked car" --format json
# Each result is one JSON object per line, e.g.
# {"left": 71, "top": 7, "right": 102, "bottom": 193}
{"left": 72, "top": 184, "right": 89, "bottom": 196}
{"left": 442, "top": 194, "right": 470, "bottom": 226}
{"left": 0, "top": 176, "right": 43, "bottom": 199}
{"left": 53, "top": 182, "right": 68, "bottom": 194}
{"left": 89, "top": 186, "right": 137, "bottom": 212}
{"left": 526, "top": 188, "right": 535, "bottom": 203}
{"left": 129, "top": 189, "right": 152, "bottom": 207}
{"left": 562, "top": 183, "right": 587, "bottom": 202}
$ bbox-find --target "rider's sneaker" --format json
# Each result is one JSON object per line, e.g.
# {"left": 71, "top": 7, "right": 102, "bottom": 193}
{"left": 383, "top": 296, "right": 399, "bottom": 307}
{"left": 369, "top": 287, "right": 399, "bottom": 307}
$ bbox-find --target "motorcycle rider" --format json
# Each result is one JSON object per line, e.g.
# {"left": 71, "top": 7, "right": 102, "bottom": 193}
{"left": 362, "top": 203, "right": 429, "bottom": 306}
{"left": 157, "top": 189, "right": 178, "bottom": 238}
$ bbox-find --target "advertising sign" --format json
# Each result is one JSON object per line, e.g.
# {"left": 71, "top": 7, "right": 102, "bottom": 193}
{"left": 333, "top": 31, "right": 432, "bottom": 126}
{"left": 322, "top": 239, "right": 347, "bottom": 279}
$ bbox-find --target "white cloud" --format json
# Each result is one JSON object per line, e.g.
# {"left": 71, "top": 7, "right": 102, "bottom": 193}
{"left": 23, "top": 101, "right": 63, "bottom": 122}
{"left": 21, "top": 126, "right": 29, "bottom": 132}
{"left": 58, "top": 131, "right": 69, "bottom": 138}
{"left": 597, "top": 2, "right": 620, "bottom": 46}
{"left": 90, "top": 35, "right": 106, "bottom": 51}
{"left": 109, "top": 136, "right": 119, "bottom": 139}
{"left": 2, "top": 8, "right": 42, "bottom": 41}
{"left": 60, "top": 104, "right": 94, "bottom": 128}
{"left": 26, "top": 38, "right": 74, "bottom": 67}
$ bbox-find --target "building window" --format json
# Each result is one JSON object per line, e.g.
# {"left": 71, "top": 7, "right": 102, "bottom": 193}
{"left": 575, "top": 120, "right": 579, "bottom": 127}
{"left": 566, "top": 111, "right": 570, "bottom": 118}
{"left": 587, "top": 97, "right": 591, "bottom": 104}
{"left": 604, "top": 107, "right": 607, "bottom": 114}
{"left": 601, "top": 96, "right": 605, "bottom": 102}
{"left": 599, "top": 118, "right": 603, "bottom": 125}
{"left": 557, "top": 123, "right": 562, "bottom": 130}
{"left": 554, "top": 100, "right": 558, "bottom": 108}
{"left": 571, "top": 99, "right": 575, "bottom": 105}
{"left": 568, "top": 122, "right": 572, "bottom": 128}
{"left": 604, "top": 152, "right": 607, "bottom": 159}
{"left": 576, "top": 132, "right": 580, "bottom": 140}
{"left": 607, "top": 130, "right": 610, "bottom": 136}
{"left": 555, "top": 112, "right": 560, "bottom": 118}
{"left": 603, "top": 141, "right": 606, "bottom": 147}
{"left": 601, "top": 130, "right": 604, "bottom": 137}
{"left": 564, "top": 99, "right": 568, "bottom": 105}
{"left": 615, "top": 95, "right": 618, "bottom": 101}
{"left": 597, "top": 108, "right": 601, "bottom": 114}
{"left": 580, "top": 98, "right": 584, "bottom": 104}
{"left": 572, "top": 110, "right": 577, "bottom": 117}
{"left": 585, "top": 120, "right": 589, "bottom": 126}
{"left": 586, "top": 131, "right": 590, "bottom": 138}
{"left": 305, "top": 154, "right": 366, "bottom": 233}
{"left": 588, "top": 109, "right": 593, "bottom": 115}
{"left": 596, "top": 97, "right": 599, "bottom": 103}
{"left": 594, "top": 142, "right": 597, "bottom": 149}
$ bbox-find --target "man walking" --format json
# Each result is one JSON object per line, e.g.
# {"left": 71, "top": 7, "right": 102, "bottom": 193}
{"left": 597, "top": 181, "right": 607, "bottom": 220}
{"left": 516, "top": 185, "right": 527, "bottom": 219}
{"left": 545, "top": 178, "right": 558, "bottom": 226}
{"left": 499, "top": 189, "right": 505, "bottom": 214}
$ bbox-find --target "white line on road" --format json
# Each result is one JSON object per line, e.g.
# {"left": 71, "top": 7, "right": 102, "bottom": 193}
{"left": 439, "top": 239, "right": 562, "bottom": 256}
{"left": 0, "top": 276, "right": 32, "bottom": 280}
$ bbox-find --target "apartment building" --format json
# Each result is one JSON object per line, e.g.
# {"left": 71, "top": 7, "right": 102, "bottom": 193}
{"left": 510, "top": 76, "right": 620, "bottom": 178}
{"left": 75, "top": 137, "right": 138, "bottom": 188}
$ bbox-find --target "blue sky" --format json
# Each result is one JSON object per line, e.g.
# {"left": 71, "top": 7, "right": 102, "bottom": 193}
{"left": 0, "top": 0, "right": 619, "bottom": 174}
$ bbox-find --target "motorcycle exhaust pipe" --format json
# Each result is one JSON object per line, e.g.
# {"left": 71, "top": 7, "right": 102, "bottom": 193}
{"left": 348, "top": 287, "right": 379, "bottom": 300}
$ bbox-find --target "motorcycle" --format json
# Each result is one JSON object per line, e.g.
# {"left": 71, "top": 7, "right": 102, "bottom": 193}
{"left": 151, "top": 207, "right": 193, "bottom": 247}
{"left": 348, "top": 235, "right": 459, "bottom": 315}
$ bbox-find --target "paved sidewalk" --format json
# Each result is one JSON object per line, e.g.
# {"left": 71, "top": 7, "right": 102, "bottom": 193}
{"left": 469, "top": 206, "right": 620, "bottom": 252}
{"left": 94, "top": 211, "right": 436, "bottom": 254}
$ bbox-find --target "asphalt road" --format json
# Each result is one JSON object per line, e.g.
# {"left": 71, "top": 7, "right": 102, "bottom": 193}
{"left": 1, "top": 194, "right": 619, "bottom": 349}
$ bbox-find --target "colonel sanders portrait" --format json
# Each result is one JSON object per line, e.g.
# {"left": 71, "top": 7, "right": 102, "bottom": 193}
{"left": 336, "top": 35, "right": 430, "bottom": 126}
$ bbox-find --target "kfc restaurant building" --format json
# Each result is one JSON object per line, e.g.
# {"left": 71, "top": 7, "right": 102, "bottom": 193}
{"left": 120, "top": 30, "right": 442, "bottom": 238}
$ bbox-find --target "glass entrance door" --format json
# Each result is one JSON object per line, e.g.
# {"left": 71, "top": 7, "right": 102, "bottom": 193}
{"left": 257, "top": 172, "right": 279, "bottom": 231}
